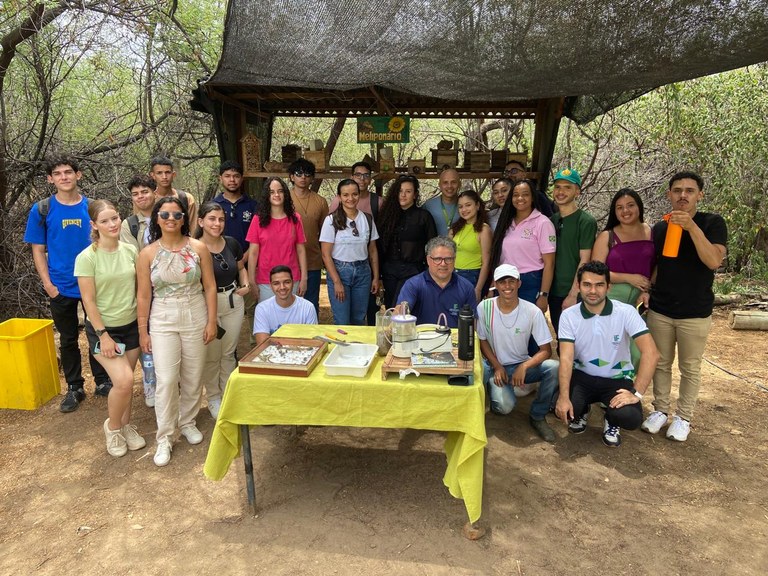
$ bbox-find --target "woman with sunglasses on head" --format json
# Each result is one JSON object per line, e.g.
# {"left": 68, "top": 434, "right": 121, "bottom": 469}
{"left": 487, "top": 178, "right": 512, "bottom": 232}
{"left": 320, "top": 179, "right": 380, "bottom": 325}
{"left": 246, "top": 177, "right": 307, "bottom": 304}
{"left": 194, "top": 202, "right": 249, "bottom": 420}
{"left": 376, "top": 175, "right": 436, "bottom": 308}
{"left": 449, "top": 190, "right": 493, "bottom": 302}
{"left": 137, "top": 196, "right": 217, "bottom": 467}
{"left": 74, "top": 200, "right": 146, "bottom": 458}
{"left": 490, "top": 179, "right": 556, "bottom": 313}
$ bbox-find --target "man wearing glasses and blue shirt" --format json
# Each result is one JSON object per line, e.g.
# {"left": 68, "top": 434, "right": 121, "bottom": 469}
{"left": 396, "top": 236, "right": 476, "bottom": 327}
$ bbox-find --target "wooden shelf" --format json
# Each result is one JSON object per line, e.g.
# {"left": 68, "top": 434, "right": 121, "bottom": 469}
{"left": 248, "top": 170, "right": 542, "bottom": 181}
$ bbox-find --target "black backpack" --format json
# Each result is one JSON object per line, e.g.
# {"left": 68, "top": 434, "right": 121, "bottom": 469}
{"left": 37, "top": 196, "right": 91, "bottom": 234}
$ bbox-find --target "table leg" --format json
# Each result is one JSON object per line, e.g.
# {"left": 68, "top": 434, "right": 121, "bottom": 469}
{"left": 240, "top": 424, "right": 257, "bottom": 515}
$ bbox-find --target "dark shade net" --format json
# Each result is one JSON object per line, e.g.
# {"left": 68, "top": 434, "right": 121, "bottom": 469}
{"left": 206, "top": 0, "right": 768, "bottom": 122}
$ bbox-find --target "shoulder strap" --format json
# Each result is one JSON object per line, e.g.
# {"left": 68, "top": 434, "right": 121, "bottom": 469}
{"left": 363, "top": 211, "right": 373, "bottom": 243}
{"left": 127, "top": 215, "right": 140, "bottom": 239}
{"left": 223, "top": 235, "right": 241, "bottom": 259}
{"left": 37, "top": 197, "right": 51, "bottom": 231}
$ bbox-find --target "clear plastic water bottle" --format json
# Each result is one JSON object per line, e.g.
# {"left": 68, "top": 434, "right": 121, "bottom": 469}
{"left": 141, "top": 352, "right": 156, "bottom": 391}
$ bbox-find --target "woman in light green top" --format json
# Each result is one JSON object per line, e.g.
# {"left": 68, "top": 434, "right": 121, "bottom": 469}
{"left": 75, "top": 200, "right": 146, "bottom": 458}
{"left": 449, "top": 190, "right": 492, "bottom": 302}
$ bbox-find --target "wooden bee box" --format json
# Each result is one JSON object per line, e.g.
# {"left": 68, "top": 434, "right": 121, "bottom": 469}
{"left": 507, "top": 152, "right": 528, "bottom": 167}
{"left": 466, "top": 151, "right": 490, "bottom": 172}
{"left": 303, "top": 149, "right": 328, "bottom": 172}
{"left": 431, "top": 149, "right": 458, "bottom": 169}
{"left": 407, "top": 158, "right": 426, "bottom": 175}
{"left": 491, "top": 150, "right": 509, "bottom": 170}
{"left": 240, "top": 133, "right": 262, "bottom": 177}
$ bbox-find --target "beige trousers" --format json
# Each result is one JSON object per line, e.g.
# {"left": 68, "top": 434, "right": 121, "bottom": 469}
{"left": 150, "top": 293, "right": 207, "bottom": 442}
{"left": 202, "top": 290, "right": 244, "bottom": 402}
{"left": 647, "top": 310, "right": 712, "bottom": 422}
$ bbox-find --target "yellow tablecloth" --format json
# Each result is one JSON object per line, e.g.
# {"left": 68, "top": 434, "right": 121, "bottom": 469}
{"left": 203, "top": 324, "right": 487, "bottom": 523}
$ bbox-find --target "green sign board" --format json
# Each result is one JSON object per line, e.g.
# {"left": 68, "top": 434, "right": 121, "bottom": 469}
{"left": 357, "top": 116, "right": 410, "bottom": 144}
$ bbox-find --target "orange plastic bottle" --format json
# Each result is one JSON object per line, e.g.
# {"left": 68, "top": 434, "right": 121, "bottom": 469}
{"left": 662, "top": 214, "right": 682, "bottom": 258}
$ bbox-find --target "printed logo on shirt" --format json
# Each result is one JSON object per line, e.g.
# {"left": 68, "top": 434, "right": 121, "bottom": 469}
{"left": 611, "top": 334, "right": 621, "bottom": 349}
{"left": 61, "top": 219, "right": 83, "bottom": 229}
{"left": 243, "top": 210, "right": 253, "bottom": 222}
{"left": 521, "top": 228, "right": 533, "bottom": 239}
{"left": 549, "top": 235, "right": 556, "bottom": 243}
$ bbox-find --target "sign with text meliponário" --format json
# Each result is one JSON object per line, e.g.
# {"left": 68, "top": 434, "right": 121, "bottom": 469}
{"left": 357, "top": 116, "right": 410, "bottom": 144}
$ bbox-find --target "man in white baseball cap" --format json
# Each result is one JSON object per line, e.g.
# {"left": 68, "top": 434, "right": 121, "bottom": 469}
{"left": 476, "top": 264, "right": 559, "bottom": 442}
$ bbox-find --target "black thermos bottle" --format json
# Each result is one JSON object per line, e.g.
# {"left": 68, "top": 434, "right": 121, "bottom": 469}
{"left": 458, "top": 305, "right": 474, "bottom": 361}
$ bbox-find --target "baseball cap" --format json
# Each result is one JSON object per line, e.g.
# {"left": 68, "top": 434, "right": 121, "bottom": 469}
{"left": 554, "top": 168, "right": 582, "bottom": 187}
{"left": 493, "top": 264, "right": 520, "bottom": 281}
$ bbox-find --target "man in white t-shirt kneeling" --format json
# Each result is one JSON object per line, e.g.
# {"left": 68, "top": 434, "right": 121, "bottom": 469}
{"left": 477, "top": 264, "right": 559, "bottom": 443}
{"left": 253, "top": 265, "right": 318, "bottom": 344}
{"left": 555, "top": 261, "right": 659, "bottom": 448}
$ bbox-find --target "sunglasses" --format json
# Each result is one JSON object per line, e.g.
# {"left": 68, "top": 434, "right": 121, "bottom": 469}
{"left": 429, "top": 256, "right": 455, "bottom": 264}
{"left": 349, "top": 219, "right": 359, "bottom": 237}
{"left": 213, "top": 252, "right": 230, "bottom": 270}
{"left": 158, "top": 211, "right": 184, "bottom": 220}
{"left": 292, "top": 171, "right": 314, "bottom": 178}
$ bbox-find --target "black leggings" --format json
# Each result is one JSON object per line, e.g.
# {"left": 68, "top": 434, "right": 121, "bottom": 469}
{"left": 569, "top": 370, "right": 643, "bottom": 430}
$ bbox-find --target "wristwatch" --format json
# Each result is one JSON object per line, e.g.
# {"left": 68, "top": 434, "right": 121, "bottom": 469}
{"left": 628, "top": 386, "right": 643, "bottom": 399}
{"left": 95, "top": 328, "right": 107, "bottom": 337}
{"left": 536, "top": 291, "right": 549, "bottom": 299}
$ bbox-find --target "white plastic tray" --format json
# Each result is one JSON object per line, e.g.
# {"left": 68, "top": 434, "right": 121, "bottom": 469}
{"left": 323, "top": 343, "right": 378, "bottom": 378}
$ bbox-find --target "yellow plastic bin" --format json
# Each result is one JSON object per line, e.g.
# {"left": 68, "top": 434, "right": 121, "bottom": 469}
{"left": 0, "top": 319, "right": 60, "bottom": 410}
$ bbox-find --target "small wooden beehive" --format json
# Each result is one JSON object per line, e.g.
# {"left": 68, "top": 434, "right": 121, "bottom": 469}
{"left": 407, "top": 158, "right": 426, "bottom": 175}
{"left": 240, "top": 133, "right": 262, "bottom": 176}
{"left": 465, "top": 151, "right": 490, "bottom": 172}
{"left": 508, "top": 152, "right": 528, "bottom": 168}
{"left": 303, "top": 149, "right": 328, "bottom": 171}
{"left": 281, "top": 144, "right": 302, "bottom": 163}
{"left": 431, "top": 149, "right": 459, "bottom": 169}
{"left": 491, "top": 150, "right": 508, "bottom": 170}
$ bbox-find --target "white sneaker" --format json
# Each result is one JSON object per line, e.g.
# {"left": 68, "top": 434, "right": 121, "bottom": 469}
{"left": 666, "top": 415, "right": 691, "bottom": 442}
{"left": 602, "top": 418, "right": 622, "bottom": 448}
{"left": 208, "top": 398, "right": 221, "bottom": 420}
{"left": 121, "top": 423, "right": 147, "bottom": 451}
{"left": 104, "top": 419, "right": 127, "bottom": 457}
{"left": 641, "top": 411, "right": 669, "bottom": 434}
{"left": 154, "top": 438, "right": 172, "bottom": 466}
{"left": 144, "top": 391, "right": 155, "bottom": 408}
{"left": 513, "top": 382, "right": 537, "bottom": 398}
{"left": 180, "top": 424, "right": 203, "bottom": 445}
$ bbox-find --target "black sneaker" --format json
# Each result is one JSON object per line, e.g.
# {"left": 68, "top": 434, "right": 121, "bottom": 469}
{"left": 529, "top": 416, "right": 556, "bottom": 443}
{"left": 94, "top": 380, "right": 113, "bottom": 397}
{"left": 568, "top": 412, "right": 589, "bottom": 434}
{"left": 60, "top": 388, "right": 86, "bottom": 413}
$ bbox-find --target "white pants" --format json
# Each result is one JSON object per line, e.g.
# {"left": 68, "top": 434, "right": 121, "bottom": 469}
{"left": 202, "top": 290, "right": 244, "bottom": 402}
{"left": 150, "top": 293, "right": 207, "bottom": 442}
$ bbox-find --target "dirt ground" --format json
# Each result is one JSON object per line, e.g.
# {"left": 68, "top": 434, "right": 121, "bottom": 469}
{"left": 1, "top": 305, "right": 767, "bottom": 576}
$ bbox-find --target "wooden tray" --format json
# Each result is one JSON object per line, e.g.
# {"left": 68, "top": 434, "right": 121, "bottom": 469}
{"left": 238, "top": 337, "right": 327, "bottom": 377}
{"left": 380, "top": 347, "right": 473, "bottom": 380}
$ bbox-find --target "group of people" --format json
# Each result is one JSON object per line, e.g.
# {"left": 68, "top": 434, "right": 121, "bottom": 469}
{"left": 25, "top": 151, "right": 726, "bottom": 465}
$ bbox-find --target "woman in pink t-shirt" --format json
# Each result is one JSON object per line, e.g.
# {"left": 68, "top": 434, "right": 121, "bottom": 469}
{"left": 246, "top": 177, "right": 307, "bottom": 302}
{"left": 490, "top": 179, "right": 556, "bottom": 313}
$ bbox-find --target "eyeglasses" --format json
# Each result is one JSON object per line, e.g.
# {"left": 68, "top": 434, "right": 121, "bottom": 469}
{"left": 353, "top": 172, "right": 372, "bottom": 180}
{"left": 158, "top": 211, "right": 184, "bottom": 220}
{"left": 349, "top": 219, "right": 359, "bottom": 237}
{"left": 429, "top": 256, "right": 455, "bottom": 264}
{"left": 292, "top": 171, "right": 313, "bottom": 178}
{"left": 503, "top": 168, "right": 524, "bottom": 176}
{"left": 213, "top": 252, "right": 230, "bottom": 270}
